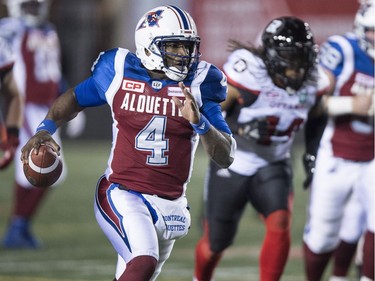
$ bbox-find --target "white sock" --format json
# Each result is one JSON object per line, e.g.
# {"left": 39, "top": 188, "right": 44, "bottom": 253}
{"left": 360, "top": 277, "right": 373, "bottom": 281}
{"left": 329, "top": 277, "right": 348, "bottom": 281}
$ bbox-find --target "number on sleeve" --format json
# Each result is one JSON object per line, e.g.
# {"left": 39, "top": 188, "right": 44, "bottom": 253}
{"left": 320, "top": 42, "right": 342, "bottom": 71}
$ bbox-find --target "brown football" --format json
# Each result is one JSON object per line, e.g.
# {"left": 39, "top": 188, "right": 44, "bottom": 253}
{"left": 23, "top": 144, "right": 63, "bottom": 188}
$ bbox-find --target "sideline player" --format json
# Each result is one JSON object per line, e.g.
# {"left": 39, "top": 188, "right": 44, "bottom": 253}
{"left": 193, "top": 16, "right": 330, "bottom": 281}
{"left": 0, "top": 0, "right": 68, "bottom": 248}
{"left": 20, "top": 5, "right": 235, "bottom": 281}
{"left": 0, "top": 37, "right": 23, "bottom": 170}
{"left": 302, "top": 1, "right": 374, "bottom": 280}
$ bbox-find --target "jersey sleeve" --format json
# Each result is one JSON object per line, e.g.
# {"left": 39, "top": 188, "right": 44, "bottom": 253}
{"left": 0, "top": 37, "right": 14, "bottom": 74}
{"left": 197, "top": 63, "right": 227, "bottom": 104}
{"left": 0, "top": 18, "right": 20, "bottom": 73}
{"left": 202, "top": 101, "right": 232, "bottom": 135}
{"left": 314, "top": 65, "right": 331, "bottom": 96}
{"left": 196, "top": 63, "right": 232, "bottom": 135}
{"left": 223, "top": 49, "right": 263, "bottom": 94}
{"left": 319, "top": 35, "right": 345, "bottom": 78}
{"left": 0, "top": 18, "right": 22, "bottom": 41}
{"left": 74, "top": 48, "right": 119, "bottom": 107}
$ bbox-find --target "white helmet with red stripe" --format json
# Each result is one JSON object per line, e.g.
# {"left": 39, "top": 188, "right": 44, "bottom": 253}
{"left": 6, "top": 0, "right": 50, "bottom": 27}
{"left": 354, "top": 0, "right": 375, "bottom": 59}
{"left": 135, "top": 5, "right": 201, "bottom": 81}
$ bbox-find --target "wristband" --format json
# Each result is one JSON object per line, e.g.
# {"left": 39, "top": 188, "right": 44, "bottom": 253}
{"left": 325, "top": 96, "right": 353, "bottom": 116}
{"left": 190, "top": 114, "right": 211, "bottom": 135}
{"left": 36, "top": 119, "right": 57, "bottom": 135}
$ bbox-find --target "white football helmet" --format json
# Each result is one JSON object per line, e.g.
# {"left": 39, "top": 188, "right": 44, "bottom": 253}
{"left": 135, "top": 5, "right": 201, "bottom": 81}
{"left": 354, "top": 0, "right": 375, "bottom": 59}
{"left": 6, "top": 0, "right": 50, "bottom": 27}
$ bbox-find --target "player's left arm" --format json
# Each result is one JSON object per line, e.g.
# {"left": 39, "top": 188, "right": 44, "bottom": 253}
{"left": 320, "top": 39, "right": 374, "bottom": 116}
{"left": 173, "top": 82, "right": 235, "bottom": 168}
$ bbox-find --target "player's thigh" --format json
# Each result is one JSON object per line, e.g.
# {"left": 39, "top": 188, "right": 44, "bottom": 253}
{"left": 339, "top": 191, "right": 366, "bottom": 243}
{"left": 205, "top": 161, "right": 248, "bottom": 251}
{"left": 357, "top": 159, "right": 375, "bottom": 232}
{"left": 247, "top": 159, "right": 293, "bottom": 217}
{"left": 95, "top": 178, "right": 159, "bottom": 263}
{"left": 150, "top": 238, "right": 175, "bottom": 281}
{"left": 304, "top": 153, "right": 360, "bottom": 252}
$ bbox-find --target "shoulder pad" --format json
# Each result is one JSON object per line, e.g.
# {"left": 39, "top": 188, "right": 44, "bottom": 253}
{"left": 194, "top": 61, "right": 227, "bottom": 104}
{"left": 223, "top": 49, "right": 266, "bottom": 92}
{"left": 91, "top": 48, "right": 129, "bottom": 93}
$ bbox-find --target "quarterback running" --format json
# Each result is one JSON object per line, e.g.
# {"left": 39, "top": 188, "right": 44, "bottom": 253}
{"left": 20, "top": 5, "right": 235, "bottom": 281}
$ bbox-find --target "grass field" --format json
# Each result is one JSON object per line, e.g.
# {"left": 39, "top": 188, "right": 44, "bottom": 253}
{"left": 0, "top": 139, "right": 359, "bottom": 281}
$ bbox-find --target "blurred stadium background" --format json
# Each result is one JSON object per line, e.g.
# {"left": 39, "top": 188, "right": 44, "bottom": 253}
{"left": 0, "top": 0, "right": 360, "bottom": 280}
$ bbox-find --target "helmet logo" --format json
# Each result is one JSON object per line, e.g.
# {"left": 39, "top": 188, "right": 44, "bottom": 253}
{"left": 137, "top": 10, "right": 164, "bottom": 30}
{"left": 266, "top": 20, "right": 283, "bottom": 34}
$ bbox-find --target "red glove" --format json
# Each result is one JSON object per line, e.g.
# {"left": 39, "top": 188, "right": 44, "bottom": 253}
{"left": 0, "top": 127, "right": 20, "bottom": 170}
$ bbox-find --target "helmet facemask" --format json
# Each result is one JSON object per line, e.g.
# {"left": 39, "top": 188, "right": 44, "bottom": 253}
{"left": 354, "top": 1, "right": 375, "bottom": 59}
{"left": 152, "top": 36, "right": 200, "bottom": 81}
{"left": 135, "top": 6, "right": 201, "bottom": 81}
{"left": 262, "top": 16, "right": 318, "bottom": 93}
{"left": 264, "top": 43, "right": 318, "bottom": 92}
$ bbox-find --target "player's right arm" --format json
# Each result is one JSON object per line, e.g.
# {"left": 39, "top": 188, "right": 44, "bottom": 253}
{"left": 21, "top": 49, "right": 119, "bottom": 164}
{"left": 20, "top": 88, "right": 84, "bottom": 163}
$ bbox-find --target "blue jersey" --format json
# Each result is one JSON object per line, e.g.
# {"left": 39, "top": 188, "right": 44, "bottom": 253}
{"left": 319, "top": 33, "right": 374, "bottom": 161}
{"left": 74, "top": 48, "right": 230, "bottom": 198}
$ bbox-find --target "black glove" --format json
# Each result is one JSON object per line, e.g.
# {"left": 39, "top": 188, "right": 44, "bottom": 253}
{"left": 302, "top": 152, "right": 316, "bottom": 189}
{"left": 239, "top": 118, "right": 277, "bottom": 145}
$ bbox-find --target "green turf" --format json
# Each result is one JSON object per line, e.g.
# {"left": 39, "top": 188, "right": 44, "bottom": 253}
{"left": 0, "top": 139, "right": 359, "bottom": 281}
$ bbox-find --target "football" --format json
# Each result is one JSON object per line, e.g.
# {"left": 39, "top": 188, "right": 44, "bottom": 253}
{"left": 23, "top": 144, "right": 63, "bottom": 188}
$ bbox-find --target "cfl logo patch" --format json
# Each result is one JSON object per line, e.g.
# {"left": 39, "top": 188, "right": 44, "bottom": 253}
{"left": 122, "top": 80, "right": 145, "bottom": 93}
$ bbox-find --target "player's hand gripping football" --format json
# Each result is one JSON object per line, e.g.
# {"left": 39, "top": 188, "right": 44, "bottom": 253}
{"left": 172, "top": 82, "right": 200, "bottom": 124}
{"left": 21, "top": 130, "right": 60, "bottom": 165}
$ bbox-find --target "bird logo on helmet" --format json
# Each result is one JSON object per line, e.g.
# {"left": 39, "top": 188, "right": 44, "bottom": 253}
{"left": 137, "top": 10, "right": 164, "bottom": 29}
{"left": 135, "top": 5, "right": 201, "bottom": 82}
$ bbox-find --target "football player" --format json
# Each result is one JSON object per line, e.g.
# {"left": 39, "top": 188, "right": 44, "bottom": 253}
{"left": 0, "top": 0, "right": 68, "bottom": 249}
{"left": 303, "top": 0, "right": 374, "bottom": 280}
{"left": 193, "top": 16, "right": 330, "bottom": 281}
{"left": 20, "top": 5, "right": 235, "bottom": 281}
{"left": 0, "top": 37, "right": 22, "bottom": 170}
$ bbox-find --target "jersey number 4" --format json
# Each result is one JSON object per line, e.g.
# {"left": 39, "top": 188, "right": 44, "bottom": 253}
{"left": 135, "top": 116, "right": 169, "bottom": 166}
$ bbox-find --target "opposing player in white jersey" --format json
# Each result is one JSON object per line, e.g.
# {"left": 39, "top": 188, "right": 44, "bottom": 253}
{"left": 20, "top": 5, "right": 235, "bottom": 281}
{"left": 303, "top": 1, "right": 374, "bottom": 280}
{"left": 0, "top": 0, "right": 68, "bottom": 249}
{"left": 0, "top": 38, "right": 23, "bottom": 170}
{"left": 193, "top": 16, "right": 330, "bottom": 281}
